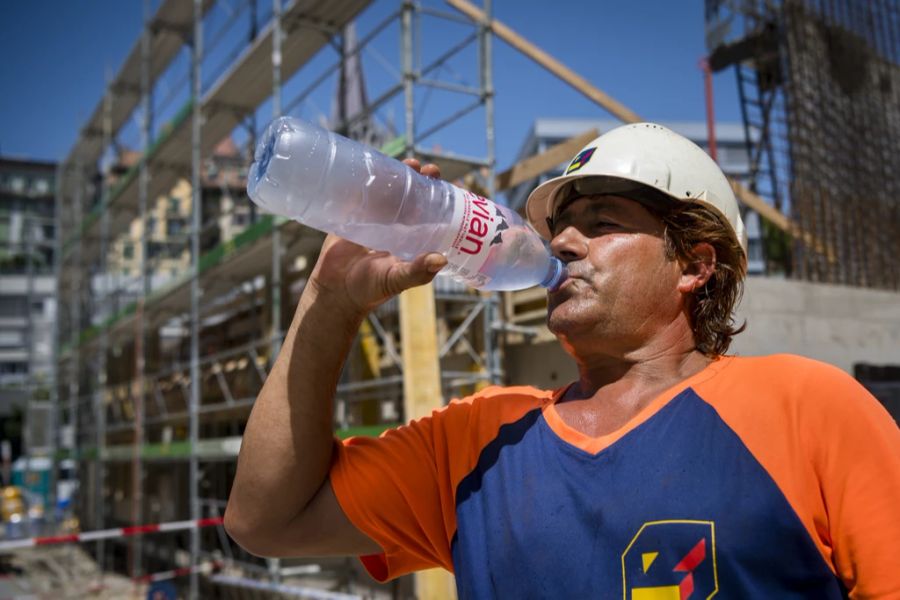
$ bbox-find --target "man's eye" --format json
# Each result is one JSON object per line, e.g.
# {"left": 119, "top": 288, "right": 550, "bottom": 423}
{"left": 551, "top": 223, "right": 570, "bottom": 237}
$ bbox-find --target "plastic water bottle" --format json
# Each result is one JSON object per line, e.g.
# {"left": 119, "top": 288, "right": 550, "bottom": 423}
{"left": 247, "top": 116, "right": 566, "bottom": 291}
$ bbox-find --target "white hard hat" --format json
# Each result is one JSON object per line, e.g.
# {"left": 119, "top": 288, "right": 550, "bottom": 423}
{"left": 525, "top": 123, "right": 747, "bottom": 253}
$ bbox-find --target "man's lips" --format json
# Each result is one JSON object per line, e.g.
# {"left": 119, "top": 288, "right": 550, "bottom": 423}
{"left": 552, "top": 275, "right": 586, "bottom": 293}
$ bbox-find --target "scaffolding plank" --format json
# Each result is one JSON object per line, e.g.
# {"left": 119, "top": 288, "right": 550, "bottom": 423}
{"left": 63, "top": 0, "right": 215, "bottom": 175}
{"left": 68, "top": 0, "right": 372, "bottom": 266}
{"left": 206, "top": 0, "right": 371, "bottom": 110}
{"left": 68, "top": 218, "right": 322, "bottom": 354}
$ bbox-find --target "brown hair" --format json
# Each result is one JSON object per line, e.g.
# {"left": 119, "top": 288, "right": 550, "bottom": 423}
{"left": 656, "top": 202, "right": 747, "bottom": 356}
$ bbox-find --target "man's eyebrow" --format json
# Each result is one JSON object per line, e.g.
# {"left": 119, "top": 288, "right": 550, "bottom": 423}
{"left": 550, "top": 198, "right": 628, "bottom": 234}
{"left": 555, "top": 197, "right": 625, "bottom": 221}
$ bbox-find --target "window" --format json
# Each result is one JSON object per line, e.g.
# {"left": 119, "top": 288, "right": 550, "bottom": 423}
{"left": 40, "top": 247, "right": 53, "bottom": 271}
{"left": 0, "top": 331, "right": 23, "bottom": 347}
{"left": 33, "top": 178, "right": 50, "bottom": 195}
{"left": 0, "top": 361, "right": 28, "bottom": 375}
{"left": 147, "top": 241, "right": 163, "bottom": 260}
{"left": 123, "top": 243, "right": 134, "bottom": 259}
{"left": 0, "top": 296, "right": 26, "bottom": 317}
{"left": 35, "top": 197, "right": 54, "bottom": 217}
{"left": 167, "top": 218, "right": 186, "bottom": 235}
{"left": 31, "top": 299, "right": 44, "bottom": 315}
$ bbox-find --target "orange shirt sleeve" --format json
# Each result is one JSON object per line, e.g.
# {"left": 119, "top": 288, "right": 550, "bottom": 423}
{"left": 701, "top": 355, "right": 900, "bottom": 598}
{"left": 329, "top": 386, "right": 547, "bottom": 582}
{"left": 798, "top": 361, "right": 900, "bottom": 598}
{"left": 330, "top": 408, "right": 461, "bottom": 581}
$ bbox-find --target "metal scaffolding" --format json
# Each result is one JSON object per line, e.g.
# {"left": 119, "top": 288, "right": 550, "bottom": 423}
{"left": 705, "top": 0, "right": 900, "bottom": 289}
{"left": 53, "top": 0, "right": 500, "bottom": 596}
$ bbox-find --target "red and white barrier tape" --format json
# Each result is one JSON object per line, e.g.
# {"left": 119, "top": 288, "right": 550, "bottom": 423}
{"left": 134, "top": 560, "right": 222, "bottom": 584}
{"left": 0, "top": 516, "right": 223, "bottom": 552}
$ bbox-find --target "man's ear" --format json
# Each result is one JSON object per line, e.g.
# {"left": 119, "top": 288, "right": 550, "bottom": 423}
{"left": 677, "top": 243, "right": 716, "bottom": 294}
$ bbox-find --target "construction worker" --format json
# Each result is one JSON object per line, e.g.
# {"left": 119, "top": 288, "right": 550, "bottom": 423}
{"left": 226, "top": 123, "right": 900, "bottom": 597}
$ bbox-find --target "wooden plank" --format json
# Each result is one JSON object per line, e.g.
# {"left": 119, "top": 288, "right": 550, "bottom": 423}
{"left": 400, "top": 283, "right": 442, "bottom": 421}
{"left": 414, "top": 568, "right": 458, "bottom": 600}
{"left": 495, "top": 128, "right": 599, "bottom": 192}
{"left": 398, "top": 282, "right": 455, "bottom": 599}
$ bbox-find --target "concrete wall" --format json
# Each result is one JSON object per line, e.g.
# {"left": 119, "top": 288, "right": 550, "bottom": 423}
{"left": 504, "top": 276, "right": 900, "bottom": 390}
{"left": 732, "top": 276, "right": 900, "bottom": 373}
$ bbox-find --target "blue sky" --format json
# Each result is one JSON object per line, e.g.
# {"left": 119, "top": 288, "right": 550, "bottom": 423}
{"left": 0, "top": 0, "right": 742, "bottom": 170}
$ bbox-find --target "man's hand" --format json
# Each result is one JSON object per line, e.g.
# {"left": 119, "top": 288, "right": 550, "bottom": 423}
{"left": 307, "top": 159, "right": 448, "bottom": 316}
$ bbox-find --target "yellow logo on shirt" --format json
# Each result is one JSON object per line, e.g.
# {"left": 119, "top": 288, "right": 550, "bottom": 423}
{"left": 622, "top": 520, "right": 718, "bottom": 599}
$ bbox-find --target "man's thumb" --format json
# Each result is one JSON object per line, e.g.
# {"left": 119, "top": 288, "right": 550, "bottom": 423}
{"left": 388, "top": 253, "right": 447, "bottom": 292}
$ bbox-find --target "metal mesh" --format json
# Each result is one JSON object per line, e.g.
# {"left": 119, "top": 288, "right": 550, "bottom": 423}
{"left": 707, "top": 0, "right": 900, "bottom": 289}
{"left": 783, "top": 0, "right": 900, "bottom": 288}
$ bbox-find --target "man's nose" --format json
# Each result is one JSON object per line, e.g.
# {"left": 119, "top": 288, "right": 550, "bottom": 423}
{"left": 550, "top": 226, "right": 588, "bottom": 263}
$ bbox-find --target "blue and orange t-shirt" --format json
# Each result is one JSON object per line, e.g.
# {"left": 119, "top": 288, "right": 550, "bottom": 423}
{"left": 330, "top": 354, "right": 900, "bottom": 598}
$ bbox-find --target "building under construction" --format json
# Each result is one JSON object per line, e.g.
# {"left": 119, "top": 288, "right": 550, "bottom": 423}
{"left": 47, "top": 1, "right": 511, "bottom": 596}
{"left": 705, "top": 0, "right": 900, "bottom": 289}
{"left": 7, "top": 0, "right": 898, "bottom": 598}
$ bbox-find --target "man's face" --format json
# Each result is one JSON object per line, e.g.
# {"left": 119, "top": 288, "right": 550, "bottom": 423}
{"left": 546, "top": 194, "right": 685, "bottom": 354}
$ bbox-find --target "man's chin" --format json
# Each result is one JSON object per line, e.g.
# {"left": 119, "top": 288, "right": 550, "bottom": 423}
{"left": 547, "top": 310, "right": 588, "bottom": 338}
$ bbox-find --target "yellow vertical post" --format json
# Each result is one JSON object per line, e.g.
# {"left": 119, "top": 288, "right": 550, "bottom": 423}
{"left": 399, "top": 282, "right": 456, "bottom": 600}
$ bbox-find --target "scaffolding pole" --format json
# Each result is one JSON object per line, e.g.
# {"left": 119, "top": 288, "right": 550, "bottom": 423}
{"left": 98, "top": 73, "right": 114, "bottom": 578}
{"left": 478, "top": 0, "right": 501, "bottom": 387}
{"left": 132, "top": 0, "right": 153, "bottom": 580}
{"left": 49, "top": 161, "right": 63, "bottom": 516}
{"left": 268, "top": 0, "right": 284, "bottom": 584}
{"left": 24, "top": 185, "right": 37, "bottom": 486}
{"left": 189, "top": 1, "right": 204, "bottom": 596}
{"left": 401, "top": 3, "right": 452, "bottom": 598}
{"left": 70, "top": 159, "right": 85, "bottom": 556}
{"left": 402, "top": 1, "right": 414, "bottom": 159}
{"left": 270, "top": 0, "right": 283, "bottom": 360}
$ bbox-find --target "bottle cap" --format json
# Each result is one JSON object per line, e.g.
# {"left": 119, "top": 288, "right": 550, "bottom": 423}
{"left": 541, "top": 257, "right": 567, "bottom": 291}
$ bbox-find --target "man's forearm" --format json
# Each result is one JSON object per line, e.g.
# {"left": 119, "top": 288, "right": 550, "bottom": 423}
{"left": 226, "top": 283, "right": 363, "bottom": 542}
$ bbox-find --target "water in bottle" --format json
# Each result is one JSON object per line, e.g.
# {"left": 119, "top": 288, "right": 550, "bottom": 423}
{"left": 247, "top": 116, "right": 566, "bottom": 291}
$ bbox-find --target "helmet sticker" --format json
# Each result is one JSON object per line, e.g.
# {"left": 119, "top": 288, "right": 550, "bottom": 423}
{"left": 565, "top": 147, "right": 596, "bottom": 174}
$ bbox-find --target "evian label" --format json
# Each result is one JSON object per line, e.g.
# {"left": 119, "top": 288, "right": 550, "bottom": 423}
{"left": 443, "top": 187, "right": 510, "bottom": 287}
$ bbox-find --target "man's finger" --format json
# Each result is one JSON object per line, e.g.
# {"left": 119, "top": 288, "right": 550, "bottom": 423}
{"left": 402, "top": 157, "right": 441, "bottom": 180}
{"left": 386, "top": 253, "right": 447, "bottom": 294}
{"left": 420, "top": 163, "right": 441, "bottom": 179}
